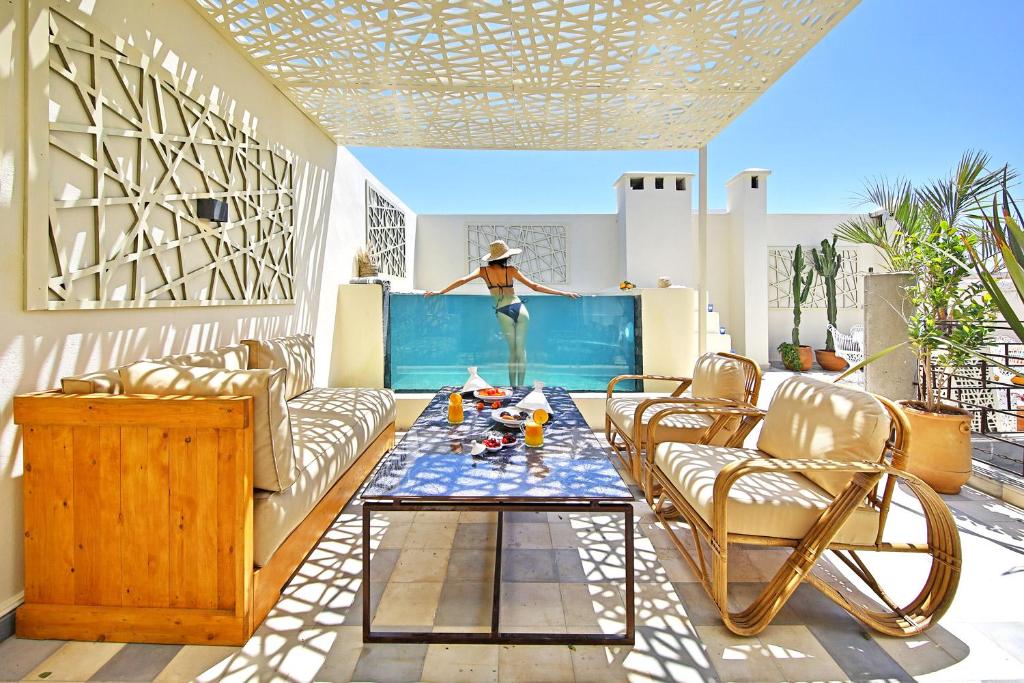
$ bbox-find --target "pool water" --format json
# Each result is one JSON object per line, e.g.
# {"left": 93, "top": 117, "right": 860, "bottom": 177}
{"left": 388, "top": 293, "right": 641, "bottom": 391}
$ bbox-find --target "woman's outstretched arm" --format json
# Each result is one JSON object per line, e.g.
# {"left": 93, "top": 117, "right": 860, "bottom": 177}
{"left": 424, "top": 268, "right": 482, "bottom": 296}
{"left": 511, "top": 267, "right": 581, "bottom": 299}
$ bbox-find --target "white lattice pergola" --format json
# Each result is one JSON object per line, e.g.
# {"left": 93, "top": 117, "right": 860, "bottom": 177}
{"left": 190, "top": 0, "right": 858, "bottom": 150}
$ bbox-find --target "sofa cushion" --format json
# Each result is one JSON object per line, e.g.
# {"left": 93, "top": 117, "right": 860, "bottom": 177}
{"left": 654, "top": 441, "right": 879, "bottom": 545}
{"left": 61, "top": 368, "right": 124, "bottom": 395}
{"left": 607, "top": 396, "right": 734, "bottom": 446}
{"left": 757, "top": 376, "right": 891, "bottom": 497}
{"left": 243, "top": 335, "right": 314, "bottom": 400}
{"left": 691, "top": 353, "right": 747, "bottom": 402}
{"left": 119, "top": 361, "right": 296, "bottom": 492}
{"left": 162, "top": 344, "right": 249, "bottom": 370}
{"left": 60, "top": 345, "right": 249, "bottom": 395}
{"left": 253, "top": 388, "right": 396, "bottom": 566}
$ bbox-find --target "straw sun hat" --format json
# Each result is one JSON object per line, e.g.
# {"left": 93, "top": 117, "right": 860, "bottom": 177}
{"left": 480, "top": 239, "right": 522, "bottom": 262}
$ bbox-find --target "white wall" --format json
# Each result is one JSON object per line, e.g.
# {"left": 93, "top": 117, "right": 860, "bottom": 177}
{"left": 616, "top": 173, "right": 695, "bottom": 289}
{"left": 0, "top": 0, "right": 407, "bottom": 620}
{"left": 414, "top": 213, "right": 618, "bottom": 293}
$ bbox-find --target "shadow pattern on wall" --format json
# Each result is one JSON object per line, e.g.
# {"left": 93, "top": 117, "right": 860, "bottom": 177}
{"left": 26, "top": 1, "right": 295, "bottom": 310}
{"left": 466, "top": 223, "right": 567, "bottom": 284}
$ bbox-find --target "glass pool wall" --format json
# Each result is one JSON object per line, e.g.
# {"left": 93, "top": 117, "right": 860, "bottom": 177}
{"left": 388, "top": 293, "right": 641, "bottom": 391}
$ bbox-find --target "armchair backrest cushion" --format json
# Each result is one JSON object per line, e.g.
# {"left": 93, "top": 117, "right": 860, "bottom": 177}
{"left": 757, "top": 376, "right": 891, "bottom": 496}
{"left": 119, "top": 361, "right": 297, "bottom": 492}
{"left": 242, "top": 334, "right": 314, "bottom": 400}
{"left": 691, "top": 353, "right": 747, "bottom": 402}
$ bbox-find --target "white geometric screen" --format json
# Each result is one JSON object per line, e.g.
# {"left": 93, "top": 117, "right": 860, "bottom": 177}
{"left": 190, "top": 0, "right": 859, "bottom": 150}
{"left": 768, "top": 247, "right": 860, "bottom": 309}
{"left": 366, "top": 183, "right": 407, "bottom": 278}
{"left": 467, "top": 225, "right": 567, "bottom": 284}
{"left": 26, "top": 1, "right": 295, "bottom": 310}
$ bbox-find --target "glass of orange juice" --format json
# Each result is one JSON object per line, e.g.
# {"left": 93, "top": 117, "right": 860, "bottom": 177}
{"left": 447, "top": 392, "right": 464, "bottom": 425}
{"left": 524, "top": 419, "right": 543, "bottom": 448}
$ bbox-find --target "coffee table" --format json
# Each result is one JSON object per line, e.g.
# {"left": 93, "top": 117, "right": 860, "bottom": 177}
{"left": 359, "top": 386, "right": 635, "bottom": 645}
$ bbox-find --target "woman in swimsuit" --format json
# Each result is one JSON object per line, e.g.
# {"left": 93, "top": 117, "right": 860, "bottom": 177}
{"left": 425, "top": 239, "right": 580, "bottom": 386}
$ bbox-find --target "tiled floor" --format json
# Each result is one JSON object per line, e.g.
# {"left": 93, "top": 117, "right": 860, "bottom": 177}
{"left": 2, "top": 382, "right": 1024, "bottom": 681}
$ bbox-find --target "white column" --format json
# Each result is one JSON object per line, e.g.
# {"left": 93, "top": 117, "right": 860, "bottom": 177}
{"left": 698, "top": 146, "right": 708, "bottom": 354}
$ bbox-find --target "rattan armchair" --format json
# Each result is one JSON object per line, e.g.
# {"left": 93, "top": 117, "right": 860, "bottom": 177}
{"left": 645, "top": 375, "right": 961, "bottom": 637}
{"left": 605, "top": 352, "right": 761, "bottom": 487}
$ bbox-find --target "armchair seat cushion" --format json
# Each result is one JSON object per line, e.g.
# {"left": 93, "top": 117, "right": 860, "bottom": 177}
{"left": 653, "top": 442, "right": 879, "bottom": 546}
{"left": 607, "top": 396, "right": 733, "bottom": 446}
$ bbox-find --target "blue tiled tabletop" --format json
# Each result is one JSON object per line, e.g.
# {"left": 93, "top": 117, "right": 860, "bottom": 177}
{"left": 360, "top": 387, "right": 632, "bottom": 501}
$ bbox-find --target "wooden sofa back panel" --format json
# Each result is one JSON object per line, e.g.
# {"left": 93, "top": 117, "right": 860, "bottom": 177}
{"left": 16, "top": 394, "right": 254, "bottom": 642}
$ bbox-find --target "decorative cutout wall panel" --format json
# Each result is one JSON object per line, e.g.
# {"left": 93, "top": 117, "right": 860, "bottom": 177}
{"left": 26, "top": 1, "right": 295, "bottom": 310}
{"left": 467, "top": 224, "right": 567, "bottom": 284}
{"left": 768, "top": 247, "right": 860, "bottom": 309}
{"left": 191, "top": 0, "right": 859, "bottom": 150}
{"left": 366, "top": 183, "right": 407, "bottom": 277}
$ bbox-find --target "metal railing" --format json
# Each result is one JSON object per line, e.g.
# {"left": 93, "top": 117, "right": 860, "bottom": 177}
{"left": 929, "top": 333, "right": 1024, "bottom": 478}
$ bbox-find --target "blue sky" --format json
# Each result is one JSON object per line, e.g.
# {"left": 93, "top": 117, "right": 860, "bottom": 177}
{"left": 349, "top": 0, "right": 1024, "bottom": 215}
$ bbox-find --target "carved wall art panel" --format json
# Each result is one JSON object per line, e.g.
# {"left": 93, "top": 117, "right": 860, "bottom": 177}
{"left": 467, "top": 224, "right": 567, "bottom": 284}
{"left": 366, "top": 183, "right": 407, "bottom": 278}
{"left": 768, "top": 246, "right": 860, "bottom": 309}
{"left": 26, "top": 1, "right": 295, "bottom": 310}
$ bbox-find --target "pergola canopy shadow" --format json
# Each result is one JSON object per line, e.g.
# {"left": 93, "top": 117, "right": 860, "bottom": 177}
{"left": 191, "top": 0, "right": 858, "bottom": 150}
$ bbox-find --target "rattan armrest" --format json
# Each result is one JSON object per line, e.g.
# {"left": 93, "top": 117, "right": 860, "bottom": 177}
{"left": 606, "top": 374, "right": 693, "bottom": 399}
{"left": 644, "top": 404, "right": 764, "bottom": 456}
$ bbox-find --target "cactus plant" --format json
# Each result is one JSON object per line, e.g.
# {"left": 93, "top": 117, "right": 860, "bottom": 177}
{"left": 790, "top": 244, "right": 814, "bottom": 347}
{"left": 811, "top": 237, "right": 842, "bottom": 352}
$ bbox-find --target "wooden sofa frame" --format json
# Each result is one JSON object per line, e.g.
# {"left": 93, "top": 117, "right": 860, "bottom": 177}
{"left": 605, "top": 351, "right": 762, "bottom": 486}
{"left": 645, "top": 397, "right": 962, "bottom": 637}
{"left": 13, "top": 391, "right": 395, "bottom": 645}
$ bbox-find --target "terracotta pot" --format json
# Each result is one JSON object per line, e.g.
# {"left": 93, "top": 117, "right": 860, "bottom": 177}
{"left": 797, "top": 345, "right": 813, "bottom": 371}
{"left": 815, "top": 349, "right": 849, "bottom": 372}
{"left": 898, "top": 400, "right": 972, "bottom": 494}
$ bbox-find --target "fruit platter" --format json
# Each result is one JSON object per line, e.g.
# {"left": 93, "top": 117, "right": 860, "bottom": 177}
{"left": 473, "top": 387, "right": 513, "bottom": 401}
{"left": 490, "top": 406, "right": 530, "bottom": 427}
{"left": 479, "top": 429, "right": 519, "bottom": 452}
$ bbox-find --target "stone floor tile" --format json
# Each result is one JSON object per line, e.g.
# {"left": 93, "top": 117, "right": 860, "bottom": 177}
{"left": 453, "top": 522, "right": 498, "bottom": 549}
{"left": 415, "top": 510, "right": 462, "bottom": 524}
{"left": 152, "top": 645, "right": 240, "bottom": 682}
{"left": 374, "top": 581, "right": 444, "bottom": 627}
{"left": 390, "top": 547, "right": 452, "bottom": 583}
{"left": 24, "top": 642, "right": 124, "bottom": 682}
{"left": 435, "top": 581, "right": 494, "bottom": 628}
{"left": 560, "top": 582, "right": 625, "bottom": 629}
{"left": 351, "top": 643, "right": 428, "bottom": 683}
{"left": 499, "top": 583, "right": 566, "bottom": 628}
{"left": 447, "top": 548, "right": 496, "bottom": 583}
{"left": 0, "top": 638, "right": 64, "bottom": 682}
{"left": 422, "top": 644, "right": 499, "bottom": 683}
{"left": 497, "top": 643, "right": 573, "bottom": 683}
{"left": 505, "top": 511, "right": 548, "bottom": 523}
{"left": 502, "top": 522, "right": 552, "bottom": 549}
{"left": 379, "top": 522, "right": 412, "bottom": 549}
{"left": 369, "top": 547, "right": 402, "bottom": 583}
{"left": 404, "top": 521, "right": 458, "bottom": 549}
{"left": 883, "top": 622, "right": 1024, "bottom": 682}
{"left": 554, "top": 548, "right": 588, "bottom": 582}
{"left": 501, "top": 548, "right": 558, "bottom": 582}
{"left": 757, "top": 624, "right": 848, "bottom": 682}
{"left": 696, "top": 624, "right": 787, "bottom": 683}
{"left": 88, "top": 643, "right": 182, "bottom": 681}
{"left": 307, "top": 627, "right": 364, "bottom": 683}
{"left": 459, "top": 510, "right": 498, "bottom": 523}
{"left": 548, "top": 523, "right": 582, "bottom": 548}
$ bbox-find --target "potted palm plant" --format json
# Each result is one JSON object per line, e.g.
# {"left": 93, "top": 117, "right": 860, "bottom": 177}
{"left": 810, "top": 236, "right": 847, "bottom": 370}
{"left": 840, "top": 151, "right": 1003, "bottom": 493}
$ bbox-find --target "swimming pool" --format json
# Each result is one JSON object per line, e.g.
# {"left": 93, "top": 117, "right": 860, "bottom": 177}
{"left": 388, "top": 293, "right": 641, "bottom": 391}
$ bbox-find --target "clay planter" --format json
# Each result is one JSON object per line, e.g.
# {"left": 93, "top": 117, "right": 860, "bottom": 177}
{"left": 815, "top": 349, "right": 849, "bottom": 372}
{"left": 898, "top": 400, "right": 972, "bottom": 494}
{"left": 797, "top": 345, "right": 814, "bottom": 371}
